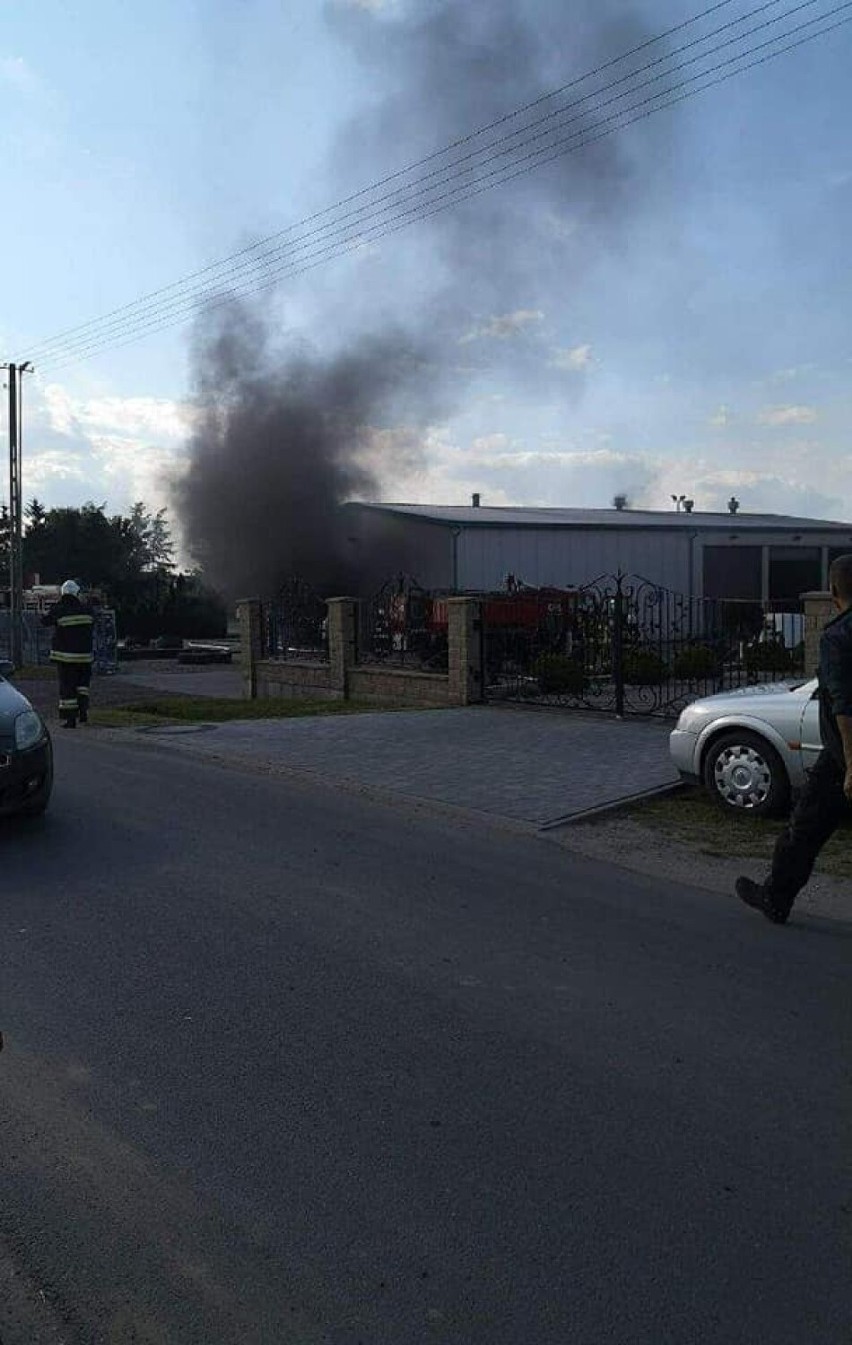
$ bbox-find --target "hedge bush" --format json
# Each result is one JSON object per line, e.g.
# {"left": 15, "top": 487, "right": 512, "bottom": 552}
{"left": 621, "top": 649, "right": 668, "bottom": 685}
{"left": 532, "top": 653, "right": 586, "bottom": 695}
{"left": 744, "top": 640, "right": 795, "bottom": 675}
{"left": 670, "top": 643, "right": 722, "bottom": 681}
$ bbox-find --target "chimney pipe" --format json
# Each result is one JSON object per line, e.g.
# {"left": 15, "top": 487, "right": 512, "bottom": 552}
{"left": 471, "top": 493, "right": 480, "bottom": 508}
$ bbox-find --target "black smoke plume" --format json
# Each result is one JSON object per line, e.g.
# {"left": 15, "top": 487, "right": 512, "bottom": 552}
{"left": 175, "top": 303, "right": 442, "bottom": 599}
{"left": 175, "top": 1, "right": 672, "bottom": 597}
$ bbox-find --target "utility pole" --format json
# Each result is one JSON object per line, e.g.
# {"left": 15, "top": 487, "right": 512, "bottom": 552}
{"left": 3, "top": 360, "right": 33, "bottom": 668}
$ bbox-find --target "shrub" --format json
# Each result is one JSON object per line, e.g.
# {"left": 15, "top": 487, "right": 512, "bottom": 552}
{"left": 744, "top": 640, "right": 794, "bottom": 675}
{"left": 671, "top": 643, "right": 722, "bottom": 681}
{"left": 621, "top": 649, "right": 668, "bottom": 685}
{"left": 532, "top": 653, "right": 585, "bottom": 695}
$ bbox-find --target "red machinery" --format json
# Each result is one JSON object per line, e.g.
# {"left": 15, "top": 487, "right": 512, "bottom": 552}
{"left": 425, "top": 586, "right": 580, "bottom": 632}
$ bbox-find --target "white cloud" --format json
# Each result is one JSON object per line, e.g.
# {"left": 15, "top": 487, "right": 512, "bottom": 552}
{"left": 23, "top": 383, "right": 190, "bottom": 554}
{"left": 540, "top": 211, "right": 579, "bottom": 243}
{"left": 43, "top": 385, "right": 188, "bottom": 441}
{"left": 345, "top": 413, "right": 852, "bottom": 524}
{"left": 548, "top": 344, "right": 593, "bottom": 373}
{"left": 767, "top": 364, "right": 813, "bottom": 384}
{"left": 25, "top": 449, "right": 87, "bottom": 486}
{"left": 470, "top": 433, "right": 510, "bottom": 455}
{"left": 757, "top": 404, "right": 818, "bottom": 426}
{"left": 459, "top": 310, "right": 544, "bottom": 344}
{"left": 709, "top": 405, "right": 731, "bottom": 428}
{"left": 0, "top": 55, "right": 40, "bottom": 94}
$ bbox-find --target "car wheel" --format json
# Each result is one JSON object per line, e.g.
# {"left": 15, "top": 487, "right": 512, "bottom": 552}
{"left": 703, "top": 729, "right": 790, "bottom": 818}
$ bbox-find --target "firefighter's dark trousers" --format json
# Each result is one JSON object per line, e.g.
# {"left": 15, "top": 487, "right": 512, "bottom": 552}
{"left": 56, "top": 661, "right": 92, "bottom": 726}
{"left": 766, "top": 749, "right": 849, "bottom": 915}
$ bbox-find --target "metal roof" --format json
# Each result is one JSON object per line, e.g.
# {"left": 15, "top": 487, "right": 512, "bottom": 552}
{"left": 347, "top": 502, "right": 852, "bottom": 534}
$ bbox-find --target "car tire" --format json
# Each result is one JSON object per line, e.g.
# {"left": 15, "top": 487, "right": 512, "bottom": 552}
{"left": 19, "top": 792, "right": 50, "bottom": 818}
{"left": 703, "top": 729, "right": 790, "bottom": 818}
{"left": 18, "top": 756, "right": 54, "bottom": 819}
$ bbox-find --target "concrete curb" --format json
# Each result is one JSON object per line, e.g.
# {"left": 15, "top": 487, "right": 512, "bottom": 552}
{"left": 539, "top": 780, "right": 685, "bottom": 830}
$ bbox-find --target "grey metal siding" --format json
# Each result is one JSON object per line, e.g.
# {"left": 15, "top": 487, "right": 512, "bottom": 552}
{"left": 456, "top": 527, "right": 692, "bottom": 593}
{"left": 346, "top": 508, "right": 452, "bottom": 593}
{"left": 343, "top": 505, "right": 852, "bottom": 598}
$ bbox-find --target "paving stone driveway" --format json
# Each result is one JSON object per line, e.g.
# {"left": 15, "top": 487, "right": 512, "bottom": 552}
{"left": 137, "top": 705, "right": 680, "bottom": 827}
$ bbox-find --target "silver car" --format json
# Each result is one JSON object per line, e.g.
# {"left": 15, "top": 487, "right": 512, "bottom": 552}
{"left": 669, "top": 678, "right": 820, "bottom": 817}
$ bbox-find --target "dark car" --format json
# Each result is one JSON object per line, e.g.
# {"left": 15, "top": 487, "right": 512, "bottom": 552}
{"left": 0, "top": 660, "right": 53, "bottom": 818}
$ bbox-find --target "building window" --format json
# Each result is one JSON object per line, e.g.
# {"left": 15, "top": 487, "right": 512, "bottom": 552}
{"left": 702, "top": 546, "right": 762, "bottom": 600}
{"left": 768, "top": 547, "right": 821, "bottom": 609}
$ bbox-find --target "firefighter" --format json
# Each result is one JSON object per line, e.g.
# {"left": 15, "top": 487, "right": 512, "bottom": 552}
{"left": 42, "top": 580, "right": 95, "bottom": 727}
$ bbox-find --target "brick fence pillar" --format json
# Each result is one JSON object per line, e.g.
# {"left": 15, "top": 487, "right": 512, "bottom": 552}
{"left": 236, "top": 597, "right": 263, "bottom": 699}
{"left": 327, "top": 597, "right": 358, "bottom": 698}
{"left": 447, "top": 596, "right": 483, "bottom": 706}
{"left": 802, "top": 590, "right": 835, "bottom": 677}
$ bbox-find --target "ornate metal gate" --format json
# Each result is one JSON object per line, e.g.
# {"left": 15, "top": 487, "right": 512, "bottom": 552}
{"left": 482, "top": 572, "right": 805, "bottom": 718}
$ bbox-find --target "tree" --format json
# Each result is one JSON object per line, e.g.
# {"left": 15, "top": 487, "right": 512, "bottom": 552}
{"left": 25, "top": 498, "right": 48, "bottom": 530}
{"left": 18, "top": 500, "right": 225, "bottom": 639}
{"left": 23, "top": 501, "right": 130, "bottom": 588}
{"left": 22, "top": 500, "right": 176, "bottom": 590}
{"left": 126, "top": 502, "right": 174, "bottom": 571}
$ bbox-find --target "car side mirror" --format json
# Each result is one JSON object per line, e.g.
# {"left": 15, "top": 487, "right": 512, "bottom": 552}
{"left": 0, "top": 660, "right": 14, "bottom": 679}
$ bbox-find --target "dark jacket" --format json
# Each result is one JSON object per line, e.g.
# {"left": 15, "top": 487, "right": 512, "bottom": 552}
{"left": 817, "top": 606, "right": 852, "bottom": 769}
{"left": 42, "top": 594, "right": 95, "bottom": 665}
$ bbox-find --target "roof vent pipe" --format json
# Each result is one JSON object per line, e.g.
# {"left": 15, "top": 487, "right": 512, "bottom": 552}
{"left": 471, "top": 493, "right": 481, "bottom": 508}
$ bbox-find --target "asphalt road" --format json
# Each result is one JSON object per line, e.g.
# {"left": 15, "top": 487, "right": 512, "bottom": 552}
{"left": 1, "top": 732, "right": 849, "bottom": 1344}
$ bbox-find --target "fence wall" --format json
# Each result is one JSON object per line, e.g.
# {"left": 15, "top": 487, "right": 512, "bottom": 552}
{"left": 238, "top": 586, "right": 834, "bottom": 718}
{"left": 0, "top": 612, "right": 53, "bottom": 665}
{"left": 238, "top": 596, "right": 481, "bottom": 708}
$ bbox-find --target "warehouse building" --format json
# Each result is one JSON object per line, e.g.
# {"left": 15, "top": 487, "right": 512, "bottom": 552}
{"left": 342, "top": 500, "right": 852, "bottom": 605}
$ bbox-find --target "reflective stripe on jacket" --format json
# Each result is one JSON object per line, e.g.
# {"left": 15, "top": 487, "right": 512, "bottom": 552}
{"left": 42, "top": 595, "right": 95, "bottom": 664}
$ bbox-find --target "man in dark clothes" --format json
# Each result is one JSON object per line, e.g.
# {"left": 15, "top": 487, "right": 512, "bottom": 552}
{"left": 736, "top": 553, "right": 852, "bottom": 924}
{"left": 42, "top": 579, "right": 95, "bottom": 728}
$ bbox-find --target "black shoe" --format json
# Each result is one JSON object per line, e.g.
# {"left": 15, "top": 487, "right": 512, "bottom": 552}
{"left": 735, "top": 876, "right": 788, "bottom": 925}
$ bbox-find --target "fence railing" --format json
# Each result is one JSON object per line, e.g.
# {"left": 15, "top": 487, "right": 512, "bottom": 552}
{"left": 255, "top": 572, "right": 811, "bottom": 717}
{"left": 0, "top": 611, "right": 53, "bottom": 666}
{"left": 261, "top": 577, "right": 329, "bottom": 662}
{"left": 481, "top": 573, "right": 808, "bottom": 717}
{"left": 359, "top": 574, "right": 448, "bottom": 671}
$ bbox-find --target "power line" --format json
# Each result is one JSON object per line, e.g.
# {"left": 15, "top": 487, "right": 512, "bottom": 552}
{"left": 30, "top": 0, "right": 803, "bottom": 368}
{"left": 34, "top": 0, "right": 834, "bottom": 370}
{"left": 39, "top": 2, "right": 850, "bottom": 373}
{"left": 33, "top": 1, "right": 850, "bottom": 372}
{"left": 24, "top": 0, "right": 743, "bottom": 363}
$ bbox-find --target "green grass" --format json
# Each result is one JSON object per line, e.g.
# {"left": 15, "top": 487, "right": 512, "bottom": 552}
{"left": 628, "top": 785, "right": 852, "bottom": 880}
{"left": 91, "top": 696, "right": 420, "bottom": 728}
{"left": 8, "top": 665, "right": 56, "bottom": 681}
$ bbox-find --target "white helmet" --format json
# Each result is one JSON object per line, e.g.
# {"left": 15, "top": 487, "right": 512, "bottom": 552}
{"left": 61, "top": 579, "right": 81, "bottom": 597}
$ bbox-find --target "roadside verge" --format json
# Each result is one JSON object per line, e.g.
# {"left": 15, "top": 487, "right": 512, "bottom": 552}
{"left": 548, "top": 787, "right": 852, "bottom": 925}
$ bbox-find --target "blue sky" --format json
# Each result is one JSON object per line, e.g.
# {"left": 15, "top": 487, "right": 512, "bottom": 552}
{"left": 1, "top": 0, "right": 851, "bottom": 562}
